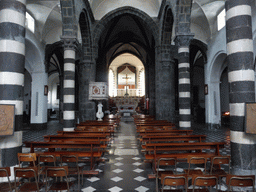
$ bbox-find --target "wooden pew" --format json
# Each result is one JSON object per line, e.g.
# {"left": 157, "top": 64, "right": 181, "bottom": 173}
{"left": 140, "top": 134, "right": 207, "bottom": 143}
{"left": 23, "top": 140, "right": 106, "bottom": 169}
{"left": 44, "top": 134, "right": 111, "bottom": 145}
{"left": 143, "top": 141, "right": 226, "bottom": 171}
{"left": 138, "top": 129, "right": 193, "bottom": 138}
{"left": 136, "top": 126, "right": 176, "bottom": 133}
{"left": 57, "top": 131, "right": 111, "bottom": 137}
{"left": 74, "top": 129, "right": 115, "bottom": 136}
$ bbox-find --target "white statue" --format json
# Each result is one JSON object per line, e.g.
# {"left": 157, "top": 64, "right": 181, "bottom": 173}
{"left": 96, "top": 102, "right": 104, "bottom": 121}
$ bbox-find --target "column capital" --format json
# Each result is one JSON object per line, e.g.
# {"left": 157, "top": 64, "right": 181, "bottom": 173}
{"left": 61, "top": 36, "right": 79, "bottom": 50}
{"left": 161, "top": 59, "right": 175, "bottom": 68}
{"left": 174, "top": 33, "right": 194, "bottom": 47}
{"left": 79, "top": 60, "right": 94, "bottom": 67}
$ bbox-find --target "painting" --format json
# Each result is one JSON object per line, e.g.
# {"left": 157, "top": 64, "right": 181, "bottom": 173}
{"left": 245, "top": 103, "right": 256, "bottom": 134}
{"left": 0, "top": 104, "right": 15, "bottom": 136}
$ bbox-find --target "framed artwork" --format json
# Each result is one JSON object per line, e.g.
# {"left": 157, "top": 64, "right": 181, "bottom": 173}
{"left": 245, "top": 103, "right": 256, "bottom": 134}
{"left": 0, "top": 104, "right": 15, "bottom": 136}
{"left": 44, "top": 85, "right": 48, "bottom": 96}
{"left": 204, "top": 84, "right": 208, "bottom": 95}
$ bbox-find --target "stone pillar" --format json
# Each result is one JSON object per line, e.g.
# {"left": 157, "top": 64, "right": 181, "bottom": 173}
{"left": 61, "top": 36, "right": 78, "bottom": 131}
{"left": 148, "top": 60, "right": 155, "bottom": 116}
{"left": 79, "top": 61, "right": 96, "bottom": 121}
{"left": 0, "top": 0, "right": 26, "bottom": 168}
{"left": 155, "top": 47, "right": 176, "bottom": 122}
{"left": 175, "top": 34, "right": 193, "bottom": 129}
{"left": 226, "top": 0, "right": 256, "bottom": 175}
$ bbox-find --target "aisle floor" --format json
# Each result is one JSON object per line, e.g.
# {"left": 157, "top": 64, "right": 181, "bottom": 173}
{"left": 22, "top": 120, "right": 231, "bottom": 192}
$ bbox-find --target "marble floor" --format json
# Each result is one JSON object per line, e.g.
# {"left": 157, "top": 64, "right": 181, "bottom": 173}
{"left": 22, "top": 120, "right": 232, "bottom": 191}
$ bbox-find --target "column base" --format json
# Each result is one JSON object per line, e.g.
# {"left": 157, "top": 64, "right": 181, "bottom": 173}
{"left": 30, "top": 123, "right": 47, "bottom": 130}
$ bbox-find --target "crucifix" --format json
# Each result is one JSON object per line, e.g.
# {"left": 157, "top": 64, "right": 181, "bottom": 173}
{"left": 122, "top": 74, "right": 131, "bottom": 96}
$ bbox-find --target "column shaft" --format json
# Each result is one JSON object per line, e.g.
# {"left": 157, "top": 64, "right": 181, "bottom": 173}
{"left": 61, "top": 37, "right": 78, "bottom": 131}
{"left": 226, "top": 0, "right": 256, "bottom": 174}
{"left": 178, "top": 46, "right": 191, "bottom": 129}
{"left": 0, "top": 0, "right": 26, "bottom": 167}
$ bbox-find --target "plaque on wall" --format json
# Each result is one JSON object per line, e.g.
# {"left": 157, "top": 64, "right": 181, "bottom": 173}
{"left": 245, "top": 103, "right": 256, "bottom": 134}
{"left": 0, "top": 104, "right": 15, "bottom": 136}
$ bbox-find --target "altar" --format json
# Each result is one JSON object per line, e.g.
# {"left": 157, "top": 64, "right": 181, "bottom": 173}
{"left": 112, "top": 96, "right": 141, "bottom": 117}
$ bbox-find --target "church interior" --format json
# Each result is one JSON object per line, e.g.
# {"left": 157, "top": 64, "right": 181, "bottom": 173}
{"left": 0, "top": 0, "right": 256, "bottom": 191}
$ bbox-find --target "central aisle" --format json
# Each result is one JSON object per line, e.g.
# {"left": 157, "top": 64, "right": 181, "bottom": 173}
{"left": 82, "top": 121, "right": 155, "bottom": 192}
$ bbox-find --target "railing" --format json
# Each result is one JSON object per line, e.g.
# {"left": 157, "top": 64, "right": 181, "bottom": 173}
{"left": 110, "top": 89, "right": 143, "bottom": 97}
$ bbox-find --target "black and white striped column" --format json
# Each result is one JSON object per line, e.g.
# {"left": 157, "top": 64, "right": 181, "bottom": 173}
{"left": 0, "top": 0, "right": 26, "bottom": 167}
{"left": 175, "top": 35, "right": 193, "bottom": 130}
{"left": 226, "top": 0, "right": 256, "bottom": 174}
{"left": 61, "top": 37, "right": 78, "bottom": 131}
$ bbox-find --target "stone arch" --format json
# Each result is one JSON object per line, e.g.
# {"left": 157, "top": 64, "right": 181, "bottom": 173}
{"left": 79, "top": 9, "right": 93, "bottom": 61}
{"left": 207, "top": 51, "right": 227, "bottom": 127}
{"left": 60, "top": 0, "right": 77, "bottom": 36}
{"left": 93, "top": 6, "right": 159, "bottom": 47}
{"left": 160, "top": 5, "right": 174, "bottom": 46}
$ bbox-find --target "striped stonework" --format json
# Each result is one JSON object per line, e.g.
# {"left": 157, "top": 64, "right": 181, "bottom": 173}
{"left": 61, "top": 37, "right": 78, "bottom": 131}
{"left": 226, "top": 0, "right": 256, "bottom": 174}
{"left": 175, "top": 35, "right": 193, "bottom": 130}
{"left": 0, "top": 0, "right": 26, "bottom": 167}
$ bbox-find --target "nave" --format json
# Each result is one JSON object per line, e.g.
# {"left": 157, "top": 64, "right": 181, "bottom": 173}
{"left": 21, "top": 120, "right": 231, "bottom": 192}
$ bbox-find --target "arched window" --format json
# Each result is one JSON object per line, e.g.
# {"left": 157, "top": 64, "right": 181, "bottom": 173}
{"left": 26, "top": 12, "right": 35, "bottom": 33}
{"left": 108, "top": 69, "right": 115, "bottom": 97}
{"left": 217, "top": 9, "right": 226, "bottom": 31}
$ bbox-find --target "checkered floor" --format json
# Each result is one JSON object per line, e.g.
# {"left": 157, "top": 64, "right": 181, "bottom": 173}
{"left": 22, "top": 120, "right": 232, "bottom": 191}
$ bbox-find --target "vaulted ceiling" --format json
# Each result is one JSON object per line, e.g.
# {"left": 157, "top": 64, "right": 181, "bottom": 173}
{"left": 26, "top": 0, "right": 225, "bottom": 46}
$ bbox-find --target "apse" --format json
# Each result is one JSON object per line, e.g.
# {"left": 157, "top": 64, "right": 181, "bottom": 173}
{"left": 108, "top": 53, "right": 145, "bottom": 97}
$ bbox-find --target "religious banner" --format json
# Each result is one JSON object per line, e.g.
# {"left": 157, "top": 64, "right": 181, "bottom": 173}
{"left": 0, "top": 104, "right": 15, "bottom": 136}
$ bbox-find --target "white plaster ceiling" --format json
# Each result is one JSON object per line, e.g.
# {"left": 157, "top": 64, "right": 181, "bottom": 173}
{"left": 26, "top": 0, "right": 225, "bottom": 45}
{"left": 89, "top": 0, "right": 161, "bottom": 20}
{"left": 109, "top": 53, "right": 144, "bottom": 71}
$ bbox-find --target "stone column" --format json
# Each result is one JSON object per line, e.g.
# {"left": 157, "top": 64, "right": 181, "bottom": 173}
{"left": 79, "top": 61, "right": 96, "bottom": 121}
{"left": 175, "top": 34, "right": 193, "bottom": 129}
{"left": 0, "top": 0, "right": 26, "bottom": 168}
{"left": 61, "top": 36, "right": 78, "bottom": 131}
{"left": 155, "top": 45, "right": 176, "bottom": 122}
{"left": 148, "top": 59, "right": 155, "bottom": 116}
{"left": 226, "top": 0, "right": 256, "bottom": 174}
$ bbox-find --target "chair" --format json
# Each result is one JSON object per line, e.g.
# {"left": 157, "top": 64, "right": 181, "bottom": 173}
{"left": 17, "top": 153, "right": 37, "bottom": 168}
{"left": 156, "top": 158, "right": 177, "bottom": 192}
{"left": 38, "top": 154, "right": 57, "bottom": 183}
{"left": 210, "top": 156, "right": 230, "bottom": 176}
{"left": 226, "top": 174, "right": 255, "bottom": 192}
{"left": 0, "top": 167, "right": 16, "bottom": 191}
{"left": 184, "top": 156, "right": 207, "bottom": 176}
{"left": 14, "top": 167, "right": 43, "bottom": 192}
{"left": 161, "top": 174, "right": 187, "bottom": 192}
{"left": 189, "top": 174, "right": 218, "bottom": 192}
{"left": 209, "top": 156, "right": 230, "bottom": 189}
{"left": 45, "top": 166, "right": 73, "bottom": 192}
{"left": 60, "top": 154, "right": 85, "bottom": 191}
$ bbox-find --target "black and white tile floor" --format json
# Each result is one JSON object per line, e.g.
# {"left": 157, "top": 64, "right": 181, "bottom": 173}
{"left": 22, "top": 120, "right": 231, "bottom": 191}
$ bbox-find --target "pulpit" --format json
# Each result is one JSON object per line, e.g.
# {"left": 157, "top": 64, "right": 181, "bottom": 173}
{"left": 89, "top": 82, "right": 108, "bottom": 121}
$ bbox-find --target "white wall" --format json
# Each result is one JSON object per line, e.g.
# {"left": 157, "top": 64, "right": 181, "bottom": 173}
{"left": 48, "top": 73, "right": 60, "bottom": 110}
{"left": 31, "top": 72, "right": 48, "bottom": 124}
{"left": 23, "top": 70, "right": 32, "bottom": 115}
{"left": 205, "top": 27, "right": 227, "bottom": 126}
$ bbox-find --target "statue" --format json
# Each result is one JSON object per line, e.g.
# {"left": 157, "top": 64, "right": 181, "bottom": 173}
{"left": 96, "top": 102, "right": 104, "bottom": 121}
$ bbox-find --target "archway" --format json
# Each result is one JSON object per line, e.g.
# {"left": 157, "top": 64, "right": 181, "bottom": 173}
{"left": 108, "top": 53, "right": 145, "bottom": 97}
{"left": 207, "top": 52, "right": 227, "bottom": 127}
{"left": 93, "top": 7, "right": 157, "bottom": 115}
